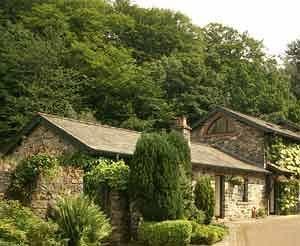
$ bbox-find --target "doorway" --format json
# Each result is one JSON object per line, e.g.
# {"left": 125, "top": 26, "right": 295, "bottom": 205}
{"left": 215, "top": 175, "right": 225, "bottom": 218}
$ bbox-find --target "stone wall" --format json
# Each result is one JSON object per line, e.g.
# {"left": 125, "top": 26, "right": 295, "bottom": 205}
{"left": 0, "top": 160, "right": 83, "bottom": 218}
{"left": 193, "top": 168, "right": 267, "bottom": 219}
{"left": 224, "top": 175, "right": 266, "bottom": 219}
{"left": 11, "top": 124, "right": 75, "bottom": 160}
{"left": 109, "top": 191, "right": 130, "bottom": 245}
{"left": 192, "top": 112, "right": 265, "bottom": 167}
{"left": 30, "top": 166, "right": 84, "bottom": 218}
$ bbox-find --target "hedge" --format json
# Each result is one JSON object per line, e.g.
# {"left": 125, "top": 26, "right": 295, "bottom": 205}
{"left": 190, "top": 221, "right": 228, "bottom": 245}
{"left": 138, "top": 220, "right": 192, "bottom": 246}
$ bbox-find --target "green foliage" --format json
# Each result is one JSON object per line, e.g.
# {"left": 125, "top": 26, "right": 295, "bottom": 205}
{"left": 1, "top": 0, "right": 300, "bottom": 152}
{"left": 0, "top": 200, "right": 61, "bottom": 246}
{"left": 138, "top": 220, "right": 192, "bottom": 246}
{"left": 268, "top": 137, "right": 300, "bottom": 177}
{"left": 8, "top": 154, "right": 58, "bottom": 203}
{"left": 276, "top": 180, "right": 300, "bottom": 215}
{"left": 190, "top": 221, "right": 228, "bottom": 245}
{"left": 52, "top": 195, "right": 112, "bottom": 246}
{"left": 59, "top": 152, "right": 98, "bottom": 172}
{"left": 130, "top": 132, "right": 184, "bottom": 221}
{"left": 187, "top": 207, "right": 206, "bottom": 225}
{"left": 256, "top": 208, "right": 266, "bottom": 218}
{"left": 85, "top": 159, "right": 130, "bottom": 193}
{"left": 194, "top": 176, "right": 215, "bottom": 224}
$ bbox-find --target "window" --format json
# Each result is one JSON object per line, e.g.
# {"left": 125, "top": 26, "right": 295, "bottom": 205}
{"left": 206, "top": 117, "right": 235, "bottom": 135}
{"left": 243, "top": 178, "right": 249, "bottom": 202}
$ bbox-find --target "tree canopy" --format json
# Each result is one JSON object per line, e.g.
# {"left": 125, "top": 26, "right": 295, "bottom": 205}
{"left": 0, "top": 0, "right": 299, "bottom": 149}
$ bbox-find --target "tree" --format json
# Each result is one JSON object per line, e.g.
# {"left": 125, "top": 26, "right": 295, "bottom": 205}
{"left": 130, "top": 132, "right": 184, "bottom": 221}
{"left": 194, "top": 176, "right": 215, "bottom": 224}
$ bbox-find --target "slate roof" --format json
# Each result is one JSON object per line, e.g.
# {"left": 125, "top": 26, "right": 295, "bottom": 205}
{"left": 4, "top": 113, "right": 268, "bottom": 173}
{"left": 193, "top": 106, "right": 300, "bottom": 142}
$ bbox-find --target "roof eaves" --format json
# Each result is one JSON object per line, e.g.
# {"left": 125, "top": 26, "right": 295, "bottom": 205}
{"left": 192, "top": 161, "right": 270, "bottom": 174}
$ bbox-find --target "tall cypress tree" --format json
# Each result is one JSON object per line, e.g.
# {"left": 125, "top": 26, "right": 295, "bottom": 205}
{"left": 130, "top": 132, "right": 184, "bottom": 221}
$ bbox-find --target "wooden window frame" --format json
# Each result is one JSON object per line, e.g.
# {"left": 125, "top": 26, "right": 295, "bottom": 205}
{"left": 205, "top": 116, "right": 235, "bottom": 136}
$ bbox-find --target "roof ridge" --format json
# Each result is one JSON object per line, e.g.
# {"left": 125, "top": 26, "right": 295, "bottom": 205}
{"left": 37, "top": 112, "right": 142, "bottom": 135}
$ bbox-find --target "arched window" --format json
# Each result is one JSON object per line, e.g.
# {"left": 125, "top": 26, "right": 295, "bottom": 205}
{"left": 206, "top": 117, "right": 235, "bottom": 135}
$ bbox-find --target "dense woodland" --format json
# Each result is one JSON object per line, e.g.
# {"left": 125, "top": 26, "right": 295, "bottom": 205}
{"left": 1, "top": 0, "right": 300, "bottom": 150}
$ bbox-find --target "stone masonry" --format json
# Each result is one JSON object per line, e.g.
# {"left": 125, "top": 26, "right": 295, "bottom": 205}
{"left": 192, "top": 112, "right": 265, "bottom": 167}
{"left": 11, "top": 124, "right": 75, "bottom": 160}
{"left": 193, "top": 168, "right": 267, "bottom": 219}
{"left": 30, "top": 166, "right": 84, "bottom": 218}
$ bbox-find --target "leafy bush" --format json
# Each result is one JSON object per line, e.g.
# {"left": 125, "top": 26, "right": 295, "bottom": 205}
{"left": 138, "top": 220, "right": 192, "bottom": 246}
{"left": 276, "top": 180, "right": 299, "bottom": 215}
{"left": 188, "top": 206, "right": 206, "bottom": 224}
{"left": 59, "top": 152, "right": 98, "bottom": 172}
{"left": 52, "top": 195, "right": 112, "bottom": 246}
{"left": 0, "top": 200, "right": 61, "bottom": 246}
{"left": 190, "top": 222, "right": 228, "bottom": 245}
{"left": 194, "top": 176, "right": 215, "bottom": 224}
{"left": 130, "top": 132, "right": 184, "bottom": 221}
{"left": 85, "top": 159, "right": 130, "bottom": 192}
{"left": 8, "top": 154, "right": 58, "bottom": 203}
{"left": 256, "top": 208, "right": 266, "bottom": 218}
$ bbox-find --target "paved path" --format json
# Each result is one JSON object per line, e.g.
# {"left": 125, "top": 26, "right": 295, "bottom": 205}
{"left": 222, "top": 215, "right": 300, "bottom": 246}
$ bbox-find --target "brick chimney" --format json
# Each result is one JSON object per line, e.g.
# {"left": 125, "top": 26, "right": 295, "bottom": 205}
{"left": 173, "top": 116, "right": 192, "bottom": 146}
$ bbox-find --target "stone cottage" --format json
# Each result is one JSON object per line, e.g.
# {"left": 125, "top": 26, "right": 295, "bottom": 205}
{"left": 1, "top": 106, "right": 298, "bottom": 220}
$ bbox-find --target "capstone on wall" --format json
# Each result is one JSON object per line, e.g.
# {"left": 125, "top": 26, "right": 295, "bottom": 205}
{"left": 192, "top": 112, "right": 265, "bottom": 168}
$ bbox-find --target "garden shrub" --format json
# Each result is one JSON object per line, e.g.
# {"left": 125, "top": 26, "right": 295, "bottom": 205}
{"left": 138, "top": 220, "right": 192, "bottom": 246}
{"left": 194, "top": 176, "right": 215, "bottom": 224}
{"left": 8, "top": 154, "right": 58, "bottom": 203}
{"left": 190, "top": 222, "right": 228, "bottom": 245}
{"left": 276, "top": 179, "right": 299, "bottom": 215}
{"left": 188, "top": 206, "right": 206, "bottom": 224}
{"left": 59, "top": 152, "right": 98, "bottom": 172}
{"left": 0, "top": 200, "right": 61, "bottom": 246}
{"left": 52, "top": 195, "right": 112, "bottom": 246}
{"left": 256, "top": 208, "right": 266, "bottom": 218}
{"left": 85, "top": 159, "right": 130, "bottom": 193}
{"left": 130, "top": 132, "right": 184, "bottom": 221}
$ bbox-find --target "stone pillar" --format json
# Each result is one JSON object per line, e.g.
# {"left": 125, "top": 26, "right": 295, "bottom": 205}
{"left": 109, "top": 190, "right": 130, "bottom": 245}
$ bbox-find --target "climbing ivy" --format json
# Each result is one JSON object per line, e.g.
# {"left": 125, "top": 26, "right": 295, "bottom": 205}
{"left": 8, "top": 154, "right": 58, "bottom": 203}
{"left": 268, "top": 137, "right": 300, "bottom": 177}
{"left": 276, "top": 180, "right": 300, "bottom": 215}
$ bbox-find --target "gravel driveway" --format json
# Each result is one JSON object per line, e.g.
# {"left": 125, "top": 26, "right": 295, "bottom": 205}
{"left": 218, "top": 215, "right": 300, "bottom": 246}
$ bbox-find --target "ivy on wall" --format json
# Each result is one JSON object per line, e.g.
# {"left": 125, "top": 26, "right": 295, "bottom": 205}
{"left": 276, "top": 180, "right": 299, "bottom": 215}
{"left": 268, "top": 137, "right": 300, "bottom": 177}
{"left": 8, "top": 154, "right": 59, "bottom": 203}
